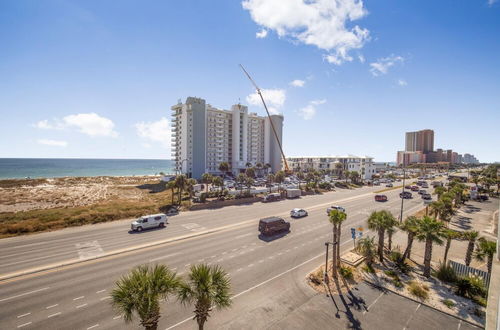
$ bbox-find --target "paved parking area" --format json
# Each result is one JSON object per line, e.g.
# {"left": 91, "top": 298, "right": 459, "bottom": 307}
{"left": 270, "top": 282, "right": 483, "bottom": 330}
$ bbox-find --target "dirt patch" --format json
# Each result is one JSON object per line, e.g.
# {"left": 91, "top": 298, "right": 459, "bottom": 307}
{"left": 307, "top": 262, "right": 363, "bottom": 296}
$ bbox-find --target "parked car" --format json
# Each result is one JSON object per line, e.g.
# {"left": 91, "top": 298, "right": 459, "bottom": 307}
{"left": 373, "top": 181, "right": 380, "bottom": 186}
{"left": 131, "top": 214, "right": 167, "bottom": 232}
{"left": 375, "top": 194, "right": 388, "bottom": 202}
{"left": 400, "top": 191, "right": 412, "bottom": 199}
{"left": 326, "top": 205, "right": 346, "bottom": 215}
{"left": 418, "top": 189, "right": 427, "bottom": 195}
{"left": 385, "top": 183, "right": 393, "bottom": 187}
{"left": 478, "top": 195, "right": 489, "bottom": 201}
{"left": 258, "top": 217, "right": 290, "bottom": 236}
{"left": 263, "top": 193, "right": 281, "bottom": 203}
{"left": 405, "top": 185, "right": 412, "bottom": 189}
{"left": 422, "top": 193, "right": 432, "bottom": 200}
{"left": 411, "top": 186, "right": 420, "bottom": 191}
{"left": 290, "top": 208, "right": 308, "bottom": 218}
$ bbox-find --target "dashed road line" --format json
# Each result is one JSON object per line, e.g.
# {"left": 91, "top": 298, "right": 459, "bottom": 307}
{"left": 17, "top": 312, "right": 31, "bottom": 318}
{"left": 17, "top": 322, "right": 32, "bottom": 328}
{"left": 363, "top": 292, "right": 384, "bottom": 315}
{"left": 248, "top": 264, "right": 254, "bottom": 268}
{"left": 48, "top": 312, "right": 61, "bottom": 318}
{"left": 76, "top": 303, "right": 88, "bottom": 309}
{"left": 99, "top": 296, "right": 111, "bottom": 301}
{"left": 236, "top": 268, "right": 243, "bottom": 272}
{"left": 87, "top": 324, "right": 99, "bottom": 330}
{"left": 113, "top": 315, "right": 122, "bottom": 320}
{"left": 73, "top": 296, "right": 84, "bottom": 301}
{"left": 96, "top": 289, "right": 106, "bottom": 294}
{"left": 0, "top": 287, "right": 50, "bottom": 303}
{"left": 46, "top": 304, "right": 58, "bottom": 309}
{"left": 402, "top": 303, "right": 421, "bottom": 330}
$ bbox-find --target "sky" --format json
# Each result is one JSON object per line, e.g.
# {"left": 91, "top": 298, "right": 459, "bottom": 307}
{"left": 0, "top": 0, "right": 499, "bottom": 163}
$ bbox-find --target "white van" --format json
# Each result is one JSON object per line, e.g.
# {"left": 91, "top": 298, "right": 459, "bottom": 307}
{"left": 131, "top": 214, "right": 167, "bottom": 232}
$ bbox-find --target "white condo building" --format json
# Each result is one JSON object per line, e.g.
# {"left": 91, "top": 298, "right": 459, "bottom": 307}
{"left": 287, "top": 155, "right": 377, "bottom": 180}
{"left": 171, "top": 97, "right": 284, "bottom": 179}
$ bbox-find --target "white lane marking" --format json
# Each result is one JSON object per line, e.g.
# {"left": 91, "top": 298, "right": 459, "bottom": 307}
{"left": 46, "top": 304, "right": 58, "bottom": 309}
{"left": 210, "top": 255, "right": 216, "bottom": 258}
{"left": 402, "top": 303, "right": 421, "bottom": 330}
{"left": 17, "top": 322, "right": 32, "bottom": 328}
{"left": 113, "top": 315, "right": 122, "bottom": 320}
{"left": 235, "top": 233, "right": 252, "bottom": 239}
{"left": 100, "top": 296, "right": 111, "bottom": 301}
{"left": 259, "top": 260, "right": 264, "bottom": 263}
{"left": 73, "top": 296, "right": 84, "bottom": 301}
{"left": 216, "top": 259, "right": 223, "bottom": 262}
{"left": 236, "top": 268, "right": 243, "bottom": 272}
{"left": 75, "top": 241, "right": 104, "bottom": 260}
{"left": 76, "top": 303, "right": 88, "bottom": 309}
{"left": 231, "top": 248, "right": 238, "bottom": 252}
{"left": 198, "top": 258, "right": 205, "bottom": 262}
{"left": 363, "top": 292, "right": 384, "bottom": 314}
{"left": 96, "top": 290, "right": 106, "bottom": 294}
{"left": 248, "top": 264, "right": 254, "bottom": 267}
{"left": 87, "top": 324, "right": 99, "bottom": 330}
{"left": 165, "top": 252, "right": 325, "bottom": 330}
{"left": 457, "top": 320, "right": 462, "bottom": 330}
{"left": 222, "top": 252, "right": 227, "bottom": 255}
{"left": 0, "top": 287, "right": 50, "bottom": 303}
{"left": 48, "top": 312, "right": 61, "bottom": 318}
{"left": 149, "top": 252, "right": 181, "bottom": 262}
{"left": 17, "top": 312, "right": 31, "bottom": 318}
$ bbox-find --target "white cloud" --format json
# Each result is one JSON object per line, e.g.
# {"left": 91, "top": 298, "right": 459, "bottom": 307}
{"left": 37, "top": 139, "right": 68, "bottom": 147}
{"left": 358, "top": 54, "right": 365, "bottom": 63}
{"left": 256, "top": 28, "right": 268, "bottom": 38}
{"left": 63, "top": 113, "right": 118, "bottom": 137}
{"left": 242, "top": 0, "right": 370, "bottom": 65}
{"left": 369, "top": 55, "right": 404, "bottom": 76}
{"left": 488, "top": 0, "right": 497, "bottom": 6}
{"left": 246, "top": 88, "right": 286, "bottom": 114}
{"left": 289, "top": 79, "right": 305, "bottom": 87}
{"left": 298, "top": 99, "right": 326, "bottom": 120}
{"left": 135, "top": 117, "right": 171, "bottom": 149}
{"left": 33, "top": 113, "right": 118, "bottom": 137}
{"left": 397, "top": 79, "right": 407, "bottom": 86}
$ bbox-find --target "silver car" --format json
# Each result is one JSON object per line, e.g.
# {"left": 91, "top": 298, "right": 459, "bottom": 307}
{"left": 131, "top": 214, "right": 167, "bottom": 232}
{"left": 290, "top": 208, "right": 308, "bottom": 218}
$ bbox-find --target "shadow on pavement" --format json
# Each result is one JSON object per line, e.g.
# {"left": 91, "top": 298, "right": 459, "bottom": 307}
{"left": 323, "top": 275, "right": 364, "bottom": 329}
{"left": 258, "top": 230, "right": 290, "bottom": 242}
{"left": 128, "top": 225, "right": 167, "bottom": 235}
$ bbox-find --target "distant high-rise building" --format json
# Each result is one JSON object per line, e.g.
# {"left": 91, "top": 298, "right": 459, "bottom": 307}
{"left": 405, "top": 129, "right": 434, "bottom": 153}
{"left": 171, "top": 97, "right": 283, "bottom": 179}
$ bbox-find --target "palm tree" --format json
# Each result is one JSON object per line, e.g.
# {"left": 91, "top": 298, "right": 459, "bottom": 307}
{"left": 174, "top": 175, "right": 187, "bottom": 205}
{"left": 266, "top": 173, "right": 275, "bottom": 193}
{"left": 429, "top": 200, "right": 445, "bottom": 221}
{"left": 367, "top": 211, "right": 389, "bottom": 263}
{"left": 328, "top": 209, "right": 347, "bottom": 276}
{"left": 245, "top": 167, "right": 255, "bottom": 179}
{"left": 385, "top": 214, "right": 398, "bottom": 251}
{"left": 434, "top": 186, "right": 446, "bottom": 199}
{"left": 245, "top": 162, "right": 252, "bottom": 168}
{"left": 349, "top": 171, "right": 360, "bottom": 185}
{"left": 167, "top": 181, "right": 176, "bottom": 205}
{"left": 255, "top": 162, "right": 263, "bottom": 177}
{"left": 296, "top": 172, "right": 305, "bottom": 190}
{"left": 401, "top": 216, "right": 420, "bottom": 261}
{"left": 344, "top": 170, "right": 351, "bottom": 184}
{"left": 463, "top": 230, "right": 479, "bottom": 266}
{"left": 415, "top": 216, "right": 444, "bottom": 277}
{"left": 201, "top": 173, "right": 212, "bottom": 193}
{"left": 274, "top": 170, "right": 285, "bottom": 193}
{"left": 264, "top": 163, "right": 271, "bottom": 175}
{"left": 186, "top": 178, "right": 197, "bottom": 199}
{"left": 474, "top": 237, "right": 497, "bottom": 273}
{"left": 245, "top": 176, "right": 254, "bottom": 194}
{"left": 111, "top": 264, "right": 180, "bottom": 330}
{"left": 211, "top": 176, "right": 224, "bottom": 198}
{"left": 335, "top": 162, "right": 343, "bottom": 179}
{"left": 356, "top": 236, "right": 377, "bottom": 267}
{"left": 441, "top": 229, "right": 461, "bottom": 264}
{"left": 236, "top": 173, "right": 246, "bottom": 195}
{"left": 178, "top": 264, "right": 232, "bottom": 330}
{"left": 218, "top": 162, "right": 230, "bottom": 179}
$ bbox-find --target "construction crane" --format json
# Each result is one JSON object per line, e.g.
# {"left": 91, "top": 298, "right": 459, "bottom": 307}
{"left": 239, "top": 64, "right": 291, "bottom": 174}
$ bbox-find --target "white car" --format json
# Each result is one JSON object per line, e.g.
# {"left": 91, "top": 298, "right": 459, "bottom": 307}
{"left": 131, "top": 214, "right": 167, "bottom": 232}
{"left": 326, "top": 206, "right": 346, "bottom": 215}
{"left": 290, "top": 208, "right": 308, "bottom": 218}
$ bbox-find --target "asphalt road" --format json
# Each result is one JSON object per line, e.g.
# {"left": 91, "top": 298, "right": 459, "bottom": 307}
{"left": 1, "top": 182, "right": 441, "bottom": 330}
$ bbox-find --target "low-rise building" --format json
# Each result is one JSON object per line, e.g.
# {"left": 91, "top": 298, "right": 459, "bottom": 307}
{"left": 287, "top": 155, "right": 377, "bottom": 180}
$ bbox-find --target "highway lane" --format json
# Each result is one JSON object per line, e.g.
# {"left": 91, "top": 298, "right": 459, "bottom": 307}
{"left": 0, "top": 183, "right": 400, "bottom": 276}
{"left": 0, "top": 183, "right": 430, "bottom": 330}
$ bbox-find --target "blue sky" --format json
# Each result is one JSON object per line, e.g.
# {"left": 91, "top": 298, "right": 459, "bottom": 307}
{"left": 0, "top": 0, "right": 499, "bottom": 162}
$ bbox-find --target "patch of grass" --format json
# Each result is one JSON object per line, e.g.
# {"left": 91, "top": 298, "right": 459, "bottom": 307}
{"left": 473, "top": 296, "right": 487, "bottom": 307}
{"left": 408, "top": 280, "right": 429, "bottom": 301}
{"left": 309, "top": 269, "right": 323, "bottom": 285}
{"left": 384, "top": 269, "right": 399, "bottom": 280}
{"left": 393, "top": 279, "right": 404, "bottom": 288}
{"left": 340, "top": 266, "right": 354, "bottom": 280}
{"left": 362, "top": 264, "right": 375, "bottom": 273}
{"left": 433, "top": 263, "right": 457, "bottom": 283}
{"left": 442, "top": 299, "right": 455, "bottom": 309}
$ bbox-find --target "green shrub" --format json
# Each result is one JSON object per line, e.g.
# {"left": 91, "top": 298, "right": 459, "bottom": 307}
{"left": 455, "top": 276, "right": 487, "bottom": 299}
{"left": 393, "top": 279, "right": 404, "bottom": 288}
{"left": 384, "top": 270, "right": 399, "bottom": 279}
{"left": 474, "top": 296, "right": 487, "bottom": 307}
{"left": 408, "top": 281, "right": 429, "bottom": 301}
{"left": 442, "top": 299, "right": 455, "bottom": 308}
{"left": 362, "top": 264, "right": 375, "bottom": 273}
{"left": 389, "top": 250, "right": 403, "bottom": 263}
{"left": 340, "top": 266, "right": 354, "bottom": 280}
{"left": 434, "top": 263, "right": 457, "bottom": 283}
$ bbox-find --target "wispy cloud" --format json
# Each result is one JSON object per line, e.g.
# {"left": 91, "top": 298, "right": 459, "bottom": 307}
{"left": 135, "top": 117, "right": 171, "bottom": 149}
{"left": 37, "top": 139, "right": 68, "bottom": 147}
{"left": 488, "top": 0, "right": 497, "bottom": 6}
{"left": 33, "top": 113, "right": 118, "bottom": 137}
{"left": 256, "top": 28, "right": 268, "bottom": 38}
{"left": 246, "top": 88, "right": 286, "bottom": 114}
{"left": 289, "top": 79, "right": 305, "bottom": 87}
{"left": 242, "top": 0, "right": 370, "bottom": 66}
{"left": 397, "top": 79, "right": 407, "bottom": 86}
{"left": 369, "top": 55, "right": 404, "bottom": 76}
{"left": 298, "top": 99, "right": 326, "bottom": 120}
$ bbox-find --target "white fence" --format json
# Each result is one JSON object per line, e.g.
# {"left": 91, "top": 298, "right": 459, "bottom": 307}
{"left": 449, "top": 260, "right": 491, "bottom": 287}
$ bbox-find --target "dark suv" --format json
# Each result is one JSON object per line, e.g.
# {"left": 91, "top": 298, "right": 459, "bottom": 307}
{"left": 258, "top": 217, "right": 290, "bottom": 236}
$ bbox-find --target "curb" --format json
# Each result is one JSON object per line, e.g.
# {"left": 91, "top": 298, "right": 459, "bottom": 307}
{"left": 363, "top": 279, "right": 485, "bottom": 329}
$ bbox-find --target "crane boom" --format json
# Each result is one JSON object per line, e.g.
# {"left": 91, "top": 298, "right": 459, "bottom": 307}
{"left": 239, "top": 64, "right": 290, "bottom": 173}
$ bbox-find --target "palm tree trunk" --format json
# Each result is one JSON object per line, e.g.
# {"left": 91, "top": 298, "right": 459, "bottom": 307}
{"left": 487, "top": 256, "right": 493, "bottom": 274}
{"left": 423, "top": 238, "right": 433, "bottom": 277}
{"left": 388, "top": 231, "right": 393, "bottom": 251}
{"left": 443, "top": 238, "right": 451, "bottom": 263}
{"left": 402, "top": 233, "right": 414, "bottom": 261}
{"left": 378, "top": 229, "right": 385, "bottom": 263}
{"left": 332, "top": 224, "right": 337, "bottom": 278}
{"left": 336, "top": 225, "right": 342, "bottom": 269}
{"left": 465, "top": 241, "right": 474, "bottom": 266}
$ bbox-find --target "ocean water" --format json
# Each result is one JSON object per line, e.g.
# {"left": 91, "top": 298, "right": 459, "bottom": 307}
{"left": 0, "top": 158, "right": 174, "bottom": 179}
